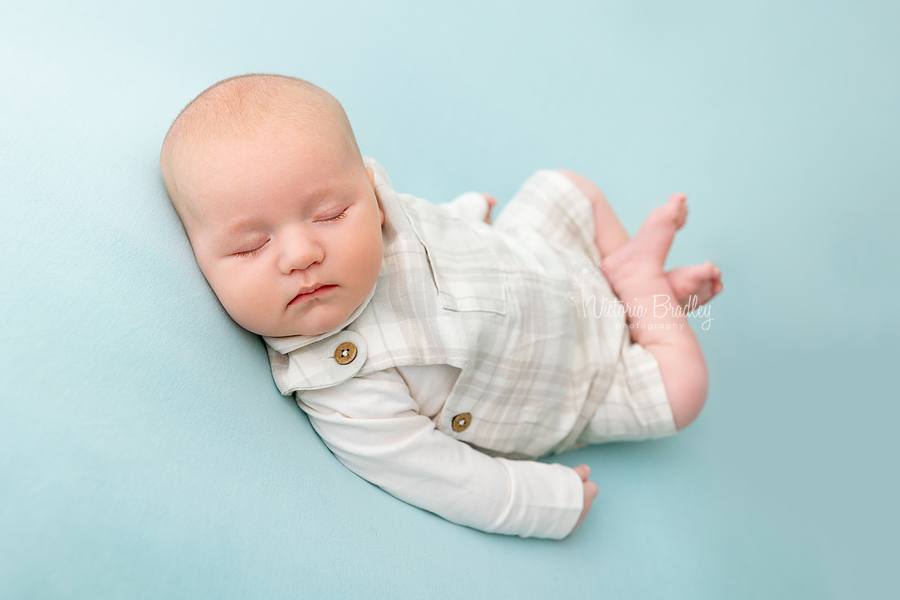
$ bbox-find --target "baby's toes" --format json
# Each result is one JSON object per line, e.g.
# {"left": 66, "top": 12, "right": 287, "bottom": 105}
{"left": 707, "top": 263, "right": 723, "bottom": 290}
{"left": 699, "top": 261, "right": 718, "bottom": 281}
{"left": 668, "top": 193, "right": 688, "bottom": 230}
{"left": 647, "top": 193, "right": 688, "bottom": 231}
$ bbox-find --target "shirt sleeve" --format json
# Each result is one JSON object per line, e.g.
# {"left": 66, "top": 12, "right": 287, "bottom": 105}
{"left": 295, "top": 368, "right": 584, "bottom": 539}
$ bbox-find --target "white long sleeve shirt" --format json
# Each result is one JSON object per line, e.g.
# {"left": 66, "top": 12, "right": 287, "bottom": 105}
{"left": 297, "top": 364, "right": 584, "bottom": 539}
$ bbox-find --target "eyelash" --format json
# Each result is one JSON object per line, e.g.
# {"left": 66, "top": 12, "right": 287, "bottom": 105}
{"left": 234, "top": 208, "right": 348, "bottom": 258}
{"left": 236, "top": 241, "right": 268, "bottom": 258}
{"left": 321, "top": 207, "right": 349, "bottom": 222}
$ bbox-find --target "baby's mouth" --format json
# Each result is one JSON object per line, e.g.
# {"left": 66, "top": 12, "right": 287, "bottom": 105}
{"left": 288, "top": 284, "right": 336, "bottom": 306}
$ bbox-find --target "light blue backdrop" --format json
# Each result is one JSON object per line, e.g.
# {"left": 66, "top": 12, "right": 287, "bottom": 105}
{"left": 2, "top": 1, "right": 896, "bottom": 598}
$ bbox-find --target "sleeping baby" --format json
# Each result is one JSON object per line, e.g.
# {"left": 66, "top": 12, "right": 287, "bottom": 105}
{"left": 159, "top": 74, "right": 723, "bottom": 539}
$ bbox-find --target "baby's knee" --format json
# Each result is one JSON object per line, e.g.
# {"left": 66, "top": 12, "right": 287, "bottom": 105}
{"left": 555, "top": 168, "right": 589, "bottom": 189}
{"left": 555, "top": 169, "right": 605, "bottom": 205}
{"left": 668, "top": 370, "right": 709, "bottom": 431}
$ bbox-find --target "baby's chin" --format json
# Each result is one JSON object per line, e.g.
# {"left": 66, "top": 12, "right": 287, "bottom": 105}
{"left": 252, "top": 310, "right": 350, "bottom": 339}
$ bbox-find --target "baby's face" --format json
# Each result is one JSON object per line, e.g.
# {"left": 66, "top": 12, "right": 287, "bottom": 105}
{"left": 174, "top": 119, "right": 384, "bottom": 337}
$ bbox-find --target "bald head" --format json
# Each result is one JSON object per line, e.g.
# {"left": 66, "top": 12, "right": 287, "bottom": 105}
{"left": 160, "top": 74, "right": 363, "bottom": 223}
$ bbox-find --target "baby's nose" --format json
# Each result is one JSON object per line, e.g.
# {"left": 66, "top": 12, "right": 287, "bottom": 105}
{"left": 278, "top": 234, "right": 324, "bottom": 274}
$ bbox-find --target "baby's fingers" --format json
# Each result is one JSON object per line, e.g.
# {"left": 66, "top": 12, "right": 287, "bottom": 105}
{"left": 482, "top": 193, "right": 498, "bottom": 224}
{"left": 573, "top": 464, "right": 591, "bottom": 481}
{"left": 584, "top": 480, "right": 598, "bottom": 502}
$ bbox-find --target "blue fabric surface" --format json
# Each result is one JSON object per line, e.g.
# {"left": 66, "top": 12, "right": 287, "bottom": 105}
{"left": 2, "top": 1, "right": 897, "bottom": 598}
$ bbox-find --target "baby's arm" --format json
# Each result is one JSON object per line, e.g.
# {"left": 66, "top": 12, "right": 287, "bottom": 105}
{"left": 297, "top": 368, "right": 585, "bottom": 539}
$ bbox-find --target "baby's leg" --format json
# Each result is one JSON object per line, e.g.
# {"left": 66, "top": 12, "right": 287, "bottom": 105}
{"left": 556, "top": 169, "right": 722, "bottom": 308}
{"left": 556, "top": 169, "right": 629, "bottom": 258}
{"left": 600, "top": 194, "right": 708, "bottom": 430}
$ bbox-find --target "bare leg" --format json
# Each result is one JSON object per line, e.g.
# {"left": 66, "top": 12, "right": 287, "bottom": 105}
{"left": 600, "top": 194, "right": 708, "bottom": 430}
{"left": 555, "top": 169, "right": 723, "bottom": 309}
{"left": 556, "top": 169, "right": 629, "bottom": 258}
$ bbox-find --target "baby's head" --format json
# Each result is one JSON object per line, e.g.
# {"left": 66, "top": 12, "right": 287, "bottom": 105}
{"left": 160, "top": 74, "right": 384, "bottom": 338}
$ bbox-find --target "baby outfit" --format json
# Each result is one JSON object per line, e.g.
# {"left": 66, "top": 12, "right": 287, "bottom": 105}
{"left": 263, "top": 157, "right": 676, "bottom": 539}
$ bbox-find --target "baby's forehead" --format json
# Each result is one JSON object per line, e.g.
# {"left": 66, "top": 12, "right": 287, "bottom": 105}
{"left": 174, "top": 126, "right": 351, "bottom": 224}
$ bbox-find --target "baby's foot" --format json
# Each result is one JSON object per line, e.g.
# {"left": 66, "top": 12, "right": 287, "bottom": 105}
{"left": 601, "top": 193, "right": 688, "bottom": 291}
{"left": 666, "top": 262, "right": 723, "bottom": 309}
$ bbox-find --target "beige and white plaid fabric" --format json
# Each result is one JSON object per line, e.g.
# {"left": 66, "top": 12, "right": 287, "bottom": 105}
{"left": 265, "top": 157, "right": 675, "bottom": 458}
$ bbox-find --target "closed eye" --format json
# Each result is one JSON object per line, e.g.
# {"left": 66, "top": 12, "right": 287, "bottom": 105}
{"left": 318, "top": 207, "right": 349, "bottom": 222}
{"left": 234, "top": 240, "right": 269, "bottom": 258}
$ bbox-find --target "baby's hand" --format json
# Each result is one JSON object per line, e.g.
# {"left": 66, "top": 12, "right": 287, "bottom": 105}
{"left": 444, "top": 192, "right": 497, "bottom": 224}
{"left": 482, "top": 193, "right": 498, "bottom": 224}
{"left": 569, "top": 464, "right": 597, "bottom": 536}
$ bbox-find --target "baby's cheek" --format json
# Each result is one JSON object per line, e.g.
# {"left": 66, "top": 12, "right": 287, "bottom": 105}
{"left": 210, "top": 269, "right": 263, "bottom": 326}
{"left": 240, "top": 276, "right": 278, "bottom": 321}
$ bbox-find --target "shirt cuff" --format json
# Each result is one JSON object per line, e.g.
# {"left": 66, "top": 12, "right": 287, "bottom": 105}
{"left": 492, "top": 457, "right": 585, "bottom": 539}
{"left": 441, "top": 192, "right": 490, "bottom": 224}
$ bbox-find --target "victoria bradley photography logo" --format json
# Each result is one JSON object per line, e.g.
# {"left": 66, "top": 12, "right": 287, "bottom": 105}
{"left": 565, "top": 257, "right": 714, "bottom": 331}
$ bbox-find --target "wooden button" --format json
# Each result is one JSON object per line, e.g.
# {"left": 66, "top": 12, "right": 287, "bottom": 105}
{"left": 334, "top": 342, "right": 357, "bottom": 365}
{"left": 451, "top": 413, "right": 472, "bottom": 432}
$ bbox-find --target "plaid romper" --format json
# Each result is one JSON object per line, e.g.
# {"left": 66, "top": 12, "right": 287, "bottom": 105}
{"left": 264, "top": 157, "right": 676, "bottom": 460}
